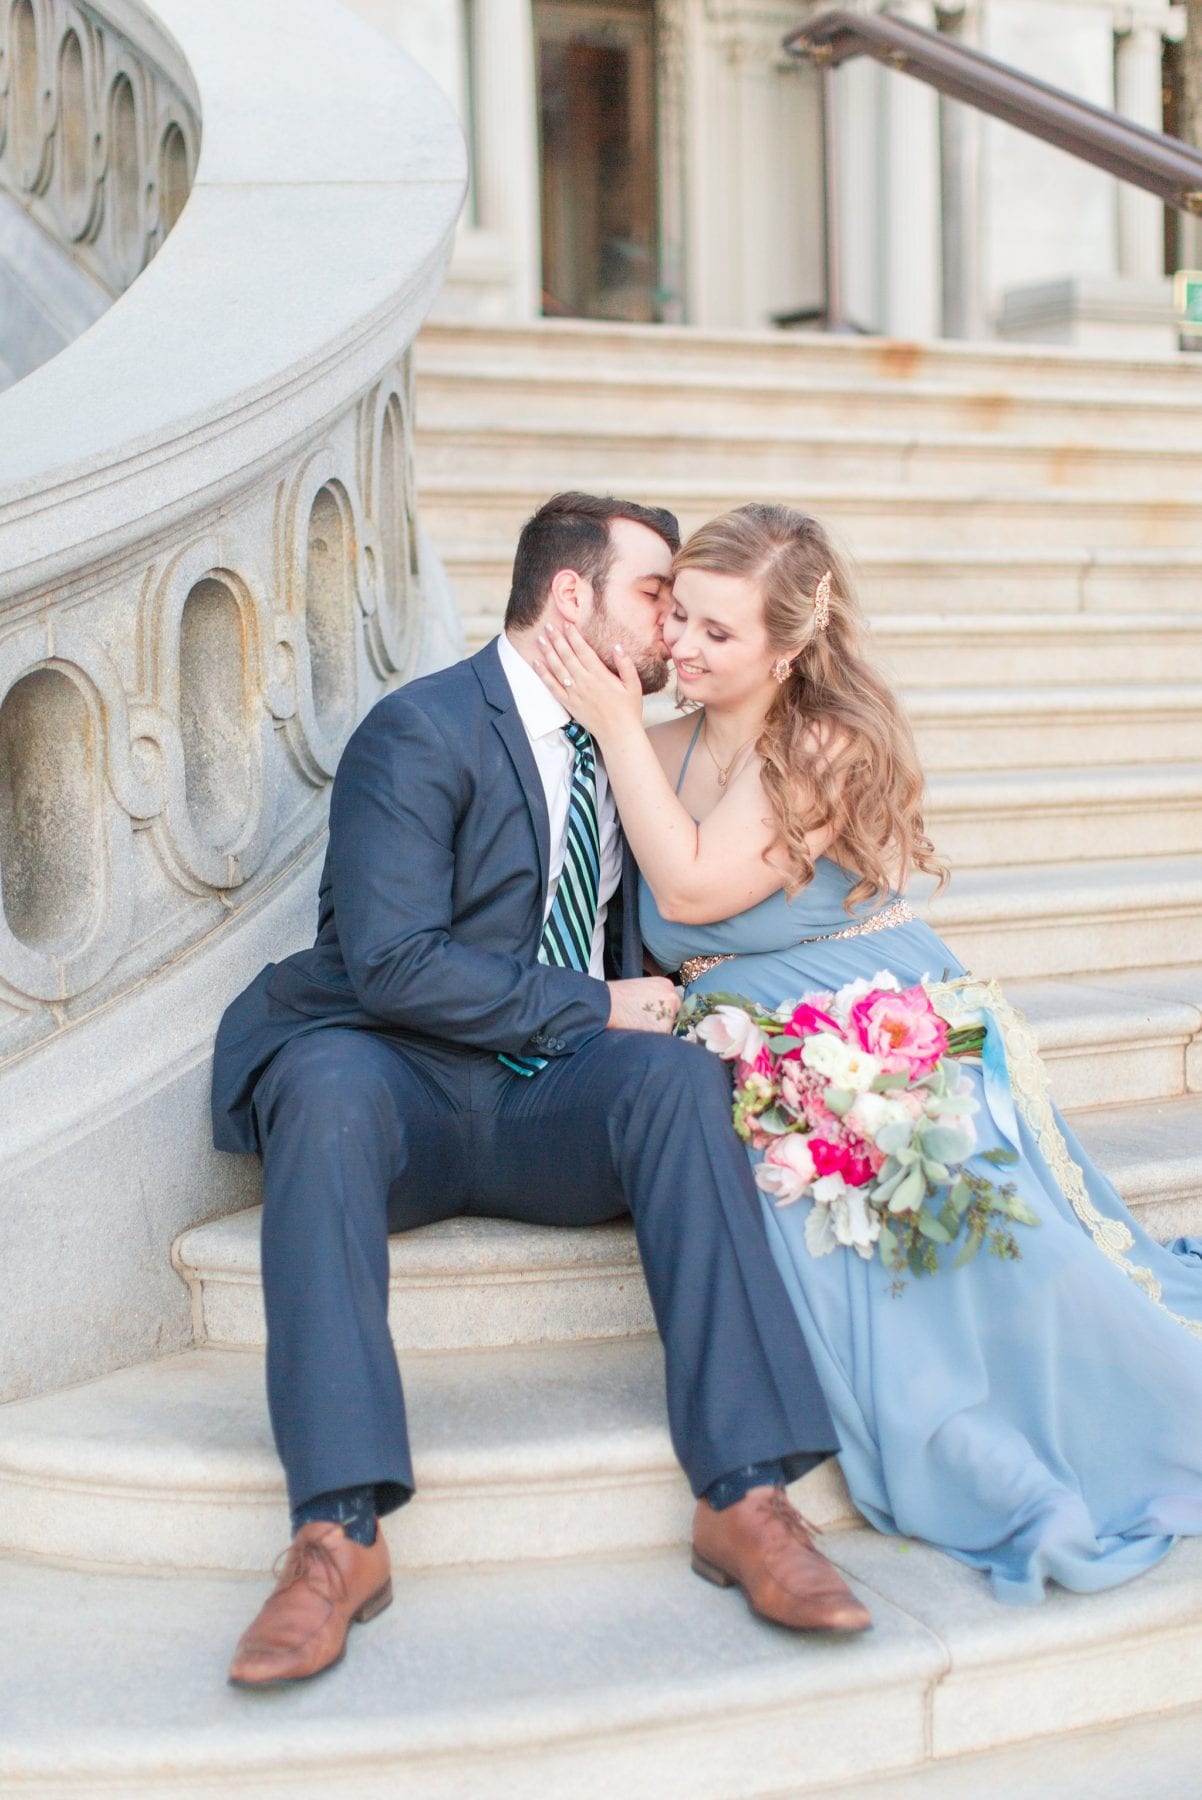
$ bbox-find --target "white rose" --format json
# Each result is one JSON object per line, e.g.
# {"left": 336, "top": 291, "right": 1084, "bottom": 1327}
{"left": 847, "top": 1091, "right": 913, "bottom": 1140}
{"left": 800, "top": 1034, "right": 880, "bottom": 1092}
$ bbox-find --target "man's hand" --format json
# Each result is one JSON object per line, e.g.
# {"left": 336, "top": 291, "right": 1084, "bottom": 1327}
{"left": 606, "top": 977, "right": 681, "bottom": 1034}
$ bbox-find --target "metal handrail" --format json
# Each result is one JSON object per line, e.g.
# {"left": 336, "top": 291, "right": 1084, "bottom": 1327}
{"left": 782, "top": 6, "right": 1202, "bottom": 333}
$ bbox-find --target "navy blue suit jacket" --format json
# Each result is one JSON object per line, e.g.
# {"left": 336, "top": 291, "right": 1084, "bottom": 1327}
{"left": 211, "top": 641, "right": 641, "bottom": 1153}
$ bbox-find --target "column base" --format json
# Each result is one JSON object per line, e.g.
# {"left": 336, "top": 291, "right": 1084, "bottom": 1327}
{"left": 995, "top": 274, "right": 1177, "bottom": 353}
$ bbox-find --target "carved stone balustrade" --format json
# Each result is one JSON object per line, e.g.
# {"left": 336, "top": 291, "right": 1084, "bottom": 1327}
{"left": 0, "top": 0, "right": 466, "bottom": 1401}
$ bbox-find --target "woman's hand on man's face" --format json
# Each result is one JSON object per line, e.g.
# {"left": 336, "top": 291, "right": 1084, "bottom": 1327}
{"left": 534, "top": 622, "right": 645, "bottom": 739}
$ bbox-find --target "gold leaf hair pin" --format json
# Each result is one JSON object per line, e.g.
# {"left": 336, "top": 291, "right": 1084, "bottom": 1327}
{"left": 813, "top": 568, "right": 832, "bottom": 632}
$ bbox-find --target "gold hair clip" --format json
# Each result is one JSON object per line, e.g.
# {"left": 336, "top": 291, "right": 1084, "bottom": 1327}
{"left": 813, "top": 569, "right": 832, "bottom": 632}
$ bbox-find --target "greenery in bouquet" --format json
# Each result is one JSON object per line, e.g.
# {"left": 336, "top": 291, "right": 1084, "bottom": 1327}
{"left": 677, "top": 973, "right": 1039, "bottom": 1283}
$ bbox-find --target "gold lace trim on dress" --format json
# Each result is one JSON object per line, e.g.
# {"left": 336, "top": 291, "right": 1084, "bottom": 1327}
{"left": 678, "top": 898, "right": 915, "bottom": 989}
{"left": 930, "top": 976, "right": 1202, "bottom": 1341}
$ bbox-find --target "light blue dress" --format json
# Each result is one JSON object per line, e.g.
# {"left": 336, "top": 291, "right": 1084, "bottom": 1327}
{"left": 641, "top": 722, "right": 1202, "bottom": 1603}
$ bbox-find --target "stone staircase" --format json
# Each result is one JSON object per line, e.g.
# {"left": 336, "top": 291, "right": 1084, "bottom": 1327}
{"left": 3, "top": 318, "right": 1202, "bottom": 1795}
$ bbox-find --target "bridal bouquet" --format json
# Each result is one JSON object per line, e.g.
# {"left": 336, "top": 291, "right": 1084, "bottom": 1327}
{"left": 678, "top": 972, "right": 1038, "bottom": 1281}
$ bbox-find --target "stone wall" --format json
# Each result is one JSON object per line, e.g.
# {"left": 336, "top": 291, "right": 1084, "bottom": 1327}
{"left": 0, "top": 0, "right": 199, "bottom": 381}
{"left": 0, "top": 0, "right": 466, "bottom": 1402}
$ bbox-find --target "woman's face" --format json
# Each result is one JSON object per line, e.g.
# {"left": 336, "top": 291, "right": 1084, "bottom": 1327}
{"left": 664, "top": 566, "right": 778, "bottom": 710}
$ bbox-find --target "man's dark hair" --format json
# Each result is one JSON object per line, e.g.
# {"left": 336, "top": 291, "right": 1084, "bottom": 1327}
{"left": 505, "top": 491, "right": 681, "bottom": 631}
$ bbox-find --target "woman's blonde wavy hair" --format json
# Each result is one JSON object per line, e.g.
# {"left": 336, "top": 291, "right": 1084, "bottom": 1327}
{"left": 673, "top": 504, "right": 947, "bottom": 911}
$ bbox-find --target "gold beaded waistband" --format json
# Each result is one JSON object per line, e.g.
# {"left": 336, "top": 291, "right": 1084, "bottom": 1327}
{"left": 677, "top": 897, "right": 915, "bottom": 988}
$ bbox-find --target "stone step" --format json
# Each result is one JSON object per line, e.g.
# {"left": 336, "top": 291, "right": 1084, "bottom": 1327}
{"left": 906, "top": 686, "right": 1202, "bottom": 771}
{"left": 418, "top": 318, "right": 1202, "bottom": 404}
{"left": 811, "top": 1702, "right": 1202, "bottom": 1800}
{"left": 173, "top": 974, "right": 1202, "bottom": 1355}
{"left": 874, "top": 612, "right": 1202, "bottom": 688}
{"left": 920, "top": 854, "right": 1202, "bottom": 980}
{"left": 1010, "top": 969, "right": 1202, "bottom": 1112}
{"left": 176, "top": 1211, "right": 655, "bottom": 1354}
{"left": 11, "top": 1533, "right": 1202, "bottom": 1796}
{"left": 927, "top": 765, "right": 1202, "bottom": 866}
{"left": 416, "top": 419, "right": 1202, "bottom": 497}
{"left": 0, "top": 1340, "right": 855, "bottom": 1576}
{"left": 3, "top": 1093, "right": 1198, "bottom": 1577}
{"left": 1071, "top": 1093, "right": 1202, "bottom": 1241}
{"left": 418, "top": 475, "right": 1202, "bottom": 554}
{"left": 442, "top": 548, "right": 1202, "bottom": 640}
{"left": 417, "top": 351, "right": 1202, "bottom": 445}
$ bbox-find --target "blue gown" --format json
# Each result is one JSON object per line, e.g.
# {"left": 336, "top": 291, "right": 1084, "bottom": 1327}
{"left": 641, "top": 728, "right": 1202, "bottom": 1603}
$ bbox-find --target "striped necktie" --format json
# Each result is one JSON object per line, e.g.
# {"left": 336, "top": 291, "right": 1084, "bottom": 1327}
{"left": 500, "top": 721, "right": 601, "bottom": 1076}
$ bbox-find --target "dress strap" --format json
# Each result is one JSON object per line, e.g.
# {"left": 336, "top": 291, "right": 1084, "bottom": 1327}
{"left": 675, "top": 713, "right": 705, "bottom": 795}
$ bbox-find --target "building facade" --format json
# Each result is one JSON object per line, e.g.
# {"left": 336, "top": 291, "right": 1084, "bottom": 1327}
{"left": 351, "top": 0, "right": 1189, "bottom": 348}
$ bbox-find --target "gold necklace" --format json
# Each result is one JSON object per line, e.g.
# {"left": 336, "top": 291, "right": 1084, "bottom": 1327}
{"left": 701, "top": 718, "right": 754, "bottom": 787}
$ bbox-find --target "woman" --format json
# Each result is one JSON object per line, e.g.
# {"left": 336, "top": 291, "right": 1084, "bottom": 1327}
{"left": 533, "top": 501, "right": 1202, "bottom": 1606}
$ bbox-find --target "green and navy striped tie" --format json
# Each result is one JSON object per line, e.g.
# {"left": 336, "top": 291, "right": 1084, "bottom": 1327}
{"left": 500, "top": 721, "right": 601, "bottom": 1076}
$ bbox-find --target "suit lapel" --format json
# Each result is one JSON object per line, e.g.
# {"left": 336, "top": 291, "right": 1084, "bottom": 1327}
{"left": 473, "top": 640, "right": 552, "bottom": 906}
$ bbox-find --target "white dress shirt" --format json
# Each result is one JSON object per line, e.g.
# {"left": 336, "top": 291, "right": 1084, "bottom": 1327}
{"left": 496, "top": 632, "right": 623, "bottom": 980}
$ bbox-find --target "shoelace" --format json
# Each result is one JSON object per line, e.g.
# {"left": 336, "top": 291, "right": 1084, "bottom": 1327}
{"left": 763, "top": 1487, "right": 821, "bottom": 1547}
{"left": 272, "top": 1534, "right": 349, "bottom": 1607}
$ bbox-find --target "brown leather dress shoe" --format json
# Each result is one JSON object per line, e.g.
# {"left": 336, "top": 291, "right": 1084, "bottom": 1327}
{"left": 692, "top": 1485, "right": 871, "bottom": 1633}
{"left": 228, "top": 1520, "right": 393, "bottom": 1687}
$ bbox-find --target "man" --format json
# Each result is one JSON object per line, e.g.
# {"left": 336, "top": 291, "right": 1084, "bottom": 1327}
{"left": 212, "top": 492, "right": 869, "bottom": 1687}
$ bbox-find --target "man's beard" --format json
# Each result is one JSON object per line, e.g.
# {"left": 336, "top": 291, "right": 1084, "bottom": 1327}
{"left": 586, "top": 593, "right": 670, "bottom": 695}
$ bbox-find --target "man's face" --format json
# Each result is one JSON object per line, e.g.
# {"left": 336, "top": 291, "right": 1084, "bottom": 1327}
{"left": 578, "top": 517, "right": 673, "bottom": 695}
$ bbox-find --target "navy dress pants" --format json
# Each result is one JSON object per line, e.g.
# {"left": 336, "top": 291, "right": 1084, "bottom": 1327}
{"left": 251, "top": 1024, "right": 837, "bottom": 1516}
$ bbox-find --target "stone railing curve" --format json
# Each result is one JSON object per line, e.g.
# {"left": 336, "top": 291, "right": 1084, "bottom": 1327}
{"left": 0, "top": 0, "right": 200, "bottom": 298}
{"left": 0, "top": 0, "right": 466, "bottom": 1403}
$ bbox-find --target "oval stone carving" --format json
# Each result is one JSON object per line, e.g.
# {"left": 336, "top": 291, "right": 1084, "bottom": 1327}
{"left": 108, "top": 74, "right": 140, "bottom": 268}
{"left": 378, "top": 393, "right": 412, "bottom": 638}
{"left": 11, "top": 0, "right": 40, "bottom": 183}
{"left": 0, "top": 668, "right": 103, "bottom": 954}
{"left": 179, "top": 578, "right": 253, "bottom": 850}
{"left": 58, "top": 29, "right": 88, "bottom": 223}
{"left": 305, "top": 484, "right": 356, "bottom": 728}
{"left": 158, "top": 121, "right": 188, "bottom": 235}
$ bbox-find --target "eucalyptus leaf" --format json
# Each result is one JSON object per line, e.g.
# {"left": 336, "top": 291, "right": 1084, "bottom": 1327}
{"left": 950, "top": 1177, "right": 972, "bottom": 1215}
{"left": 917, "top": 1207, "right": 953, "bottom": 1244}
{"left": 952, "top": 1221, "right": 986, "bottom": 1269}
{"left": 888, "top": 1166, "right": 926, "bottom": 1215}
{"left": 874, "top": 1121, "right": 913, "bottom": 1155}
{"left": 997, "top": 1193, "right": 1041, "bottom": 1227}
{"left": 980, "top": 1147, "right": 1019, "bottom": 1167}
{"left": 824, "top": 1087, "right": 855, "bottom": 1117}
{"left": 921, "top": 1124, "right": 975, "bottom": 1164}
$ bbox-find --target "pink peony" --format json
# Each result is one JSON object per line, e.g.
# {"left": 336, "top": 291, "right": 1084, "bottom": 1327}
{"left": 842, "top": 1151, "right": 876, "bottom": 1188}
{"left": 809, "top": 1136, "right": 876, "bottom": 1189}
{"left": 782, "top": 1001, "right": 843, "bottom": 1045}
{"left": 848, "top": 984, "right": 948, "bottom": 1079}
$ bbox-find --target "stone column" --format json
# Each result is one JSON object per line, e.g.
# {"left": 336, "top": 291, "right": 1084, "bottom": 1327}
{"left": 469, "top": 0, "right": 541, "bottom": 317}
{"left": 1114, "top": 14, "right": 1167, "bottom": 278}
{"left": 879, "top": 0, "right": 943, "bottom": 339}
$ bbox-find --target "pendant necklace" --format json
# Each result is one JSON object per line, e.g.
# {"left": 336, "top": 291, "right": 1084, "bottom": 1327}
{"left": 701, "top": 719, "right": 754, "bottom": 787}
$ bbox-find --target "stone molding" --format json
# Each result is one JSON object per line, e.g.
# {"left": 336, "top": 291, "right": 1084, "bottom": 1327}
{"left": 0, "top": 0, "right": 465, "bottom": 1400}
{"left": 0, "top": 1, "right": 466, "bottom": 1064}
{"left": 0, "top": 0, "right": 199, "bottom": 298}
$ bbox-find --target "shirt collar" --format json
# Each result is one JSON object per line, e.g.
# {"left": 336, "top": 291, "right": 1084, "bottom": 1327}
{"left": 497, "top": 631, "right": 570, "bottom": 740}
